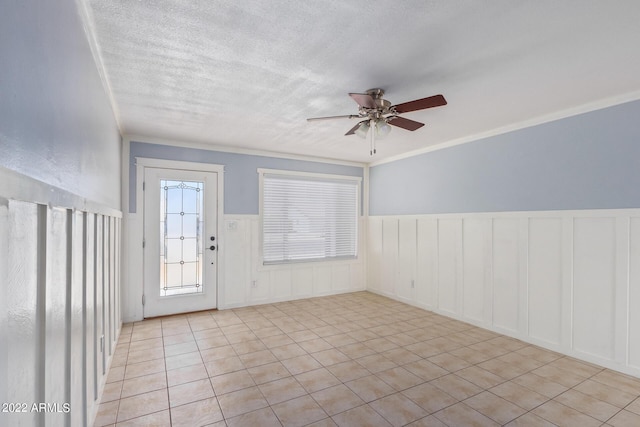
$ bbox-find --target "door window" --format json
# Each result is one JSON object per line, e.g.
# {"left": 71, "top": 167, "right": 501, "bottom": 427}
{"left": 160, "top": 179, "right": 204, "bottom": 296}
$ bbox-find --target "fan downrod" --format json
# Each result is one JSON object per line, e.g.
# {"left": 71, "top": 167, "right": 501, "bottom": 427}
{"left": 366, "top": 88, "right": 385, "bottom": 99}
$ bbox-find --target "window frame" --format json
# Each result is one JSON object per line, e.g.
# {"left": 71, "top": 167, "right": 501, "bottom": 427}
{"left": 258, "top": 168, "right": 361, "bottom": 266}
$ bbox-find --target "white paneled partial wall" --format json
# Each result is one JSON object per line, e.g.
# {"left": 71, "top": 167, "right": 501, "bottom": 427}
{"left": 222, "top": 215, "right": 366, "bottom": 308}
{"left": 0, "top": 192, "right": 122, "bottom": 426}
{"left": 368, "top": 210, "right": 640, "bottom": 377}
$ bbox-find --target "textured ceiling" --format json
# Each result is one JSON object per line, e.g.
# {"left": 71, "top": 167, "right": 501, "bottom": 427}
{"left": 82, "top": 0, "right": 640, "bottom": 164}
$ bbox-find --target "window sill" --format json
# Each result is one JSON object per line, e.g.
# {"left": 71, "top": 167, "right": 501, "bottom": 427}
{"left": 258, "top": 256, "right": 361, "bottom": 271}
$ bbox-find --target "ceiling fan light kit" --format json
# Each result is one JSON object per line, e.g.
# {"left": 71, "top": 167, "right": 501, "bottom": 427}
{"left": 307, "top": 88, "right": 447, "bottom": 156}
{"left": 354, "top": 121, "right": 370, "bottom": 138}
{"left": 375, "top": 120, "right": 391, "bottom": 139}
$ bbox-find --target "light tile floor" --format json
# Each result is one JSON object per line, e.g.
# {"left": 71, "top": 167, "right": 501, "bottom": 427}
{"left": 96, "top": 292, "right": 640, "bottom": 426}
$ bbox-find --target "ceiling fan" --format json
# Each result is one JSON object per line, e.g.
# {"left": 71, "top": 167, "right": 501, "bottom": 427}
{"left": 307, "top": 88, "right": 447, "bottom": 155}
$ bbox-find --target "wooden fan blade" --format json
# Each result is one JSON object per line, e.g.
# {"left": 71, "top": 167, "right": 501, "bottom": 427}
{"left": 345, "top": 123, "right": 362, "bottom": 136}
{"left": 307, "top": 114, "right": 359, "bottom": 122}
{"left": 349, "top": 93, "right": 377, "bottom": 108}
{"left": 392, "top": 94, "right": 447, "bottom": 114}
{"left": 388, "top": 116, "right": 425, "bottom": 131}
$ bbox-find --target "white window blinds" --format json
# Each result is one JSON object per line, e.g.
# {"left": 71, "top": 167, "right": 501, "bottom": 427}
{"left": 262, "top": 172, "right": 359, "bottom": 264}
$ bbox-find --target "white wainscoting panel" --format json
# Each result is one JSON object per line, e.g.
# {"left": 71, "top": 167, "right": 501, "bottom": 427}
{"left": 350, "top": 262, "right": 365, "bottom": 296}
{"left": 397, "top": 218, "right": 417, "bottom": 303}
{"left": 222, "top": 217, "right": 250, "bottom": 306}
{"left": 272, "top": 269, "right": 293, "bottom": 299}
{"left": 437, "top": 219, "right": 462, "bottom": 316}
{"left": 252, "top": 269, "right": 272, "bottom": 302}
{"left": 95, "top": 216, "right": 105, "bottom": 386}
{"left": 382, "top": 218, "right": 399, "bottom": 297}
{"left": 122, "top": 213, "right": 142, "bottom": 323}
{"left": 314, "top": 265, "right": 333, "bottom": 295}
{"left": 630, "top": 217, "right": 640, "bottom": 370}
{"left": 3, "top": 201, "right": 40, "bottom": 426}
{"left": 0, "top": 202, "right": 7, "bottom": 412}
{"left": 333, "top": 265, "right": 351, "bottom": 293}
{"left": 367, "top": 217, "right": 383, "bottom": 294}
{"left": 292, "top": 268, "right": 314, "bottom": 298}
{"left": 220, "top": 215, "right": 366, "bottom": 309}
{"left": 85, "top": 213, "right": 97, "bottom": 406}
{"left": 492, "top": 218, "right": 521, "bottom": 334}
{"left": 462, "top": 218, "right": 491, "bottom": 324}
{"left": 573, "top": 217, "right": 617, "bottom": 361}
{"left": 368, "top": 209, "right": 640, "bottom": 378}
{"left": 70, "top": 211, "right": 85, "bottom": 427}
{"left": 45, "top": 208, "right": 68, "bottom": 424}
{"left": 1, "top": 197, "right": 122, "bottom": 427}
{"left": 416, "top": 218, "right": 437, "bottom": 309}
{"left": 527, "top": 217, "right": 563, "bottom": 346}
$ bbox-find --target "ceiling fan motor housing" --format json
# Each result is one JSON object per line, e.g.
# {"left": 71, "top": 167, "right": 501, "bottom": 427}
{"left": 360, "top": 89, "right": 393, "bottom": 119}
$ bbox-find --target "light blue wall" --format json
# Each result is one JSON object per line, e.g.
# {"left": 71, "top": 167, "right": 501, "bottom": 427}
{"left": 0, "top": 0, "right": 122, "bottom": 209}
{"left": 370, "top": 99, "right": 640, "bottom": 215}
{"left": 130, "top": 141, "right": 364, "bottom": 214}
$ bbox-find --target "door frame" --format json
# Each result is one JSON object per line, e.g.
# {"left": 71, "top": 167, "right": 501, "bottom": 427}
{"left": 135, "top": 157, "right": 225, "bottom": 316}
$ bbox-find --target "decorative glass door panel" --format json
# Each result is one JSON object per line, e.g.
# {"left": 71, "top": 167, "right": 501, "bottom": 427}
{"left": 160, "top": 179, "right": 204, "bottom": 296}
{"left": 143, "top": 167, "right": 218, "bottom": 317}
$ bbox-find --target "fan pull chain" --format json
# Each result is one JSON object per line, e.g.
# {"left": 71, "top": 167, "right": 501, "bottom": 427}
{"left": 369, "top": 119, "right": 376, "bottom": 156}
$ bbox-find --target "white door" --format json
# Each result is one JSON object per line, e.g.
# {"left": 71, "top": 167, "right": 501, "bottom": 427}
{"left": 143, "top": 167, "right": 218, "bottom": 317}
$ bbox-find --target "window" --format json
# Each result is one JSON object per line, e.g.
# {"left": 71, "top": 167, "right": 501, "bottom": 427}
{"left": 260, "top": 170, "right": 360, "bottom": 264}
